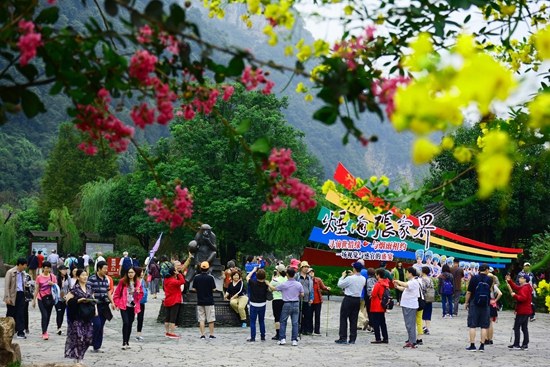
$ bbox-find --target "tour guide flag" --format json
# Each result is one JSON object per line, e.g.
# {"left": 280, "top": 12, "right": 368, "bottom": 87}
{"left": 149, "top": 233, "right": 163, "bottom": 260}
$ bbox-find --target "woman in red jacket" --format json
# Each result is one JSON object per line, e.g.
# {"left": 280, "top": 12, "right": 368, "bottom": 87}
{"left": 163, "top": 266, "right": 185, "bottom": 339}
{"left": 505, "top": 273, "right": 533, "bottom": 350}
{"left": 113, "top": 268, "right": 143, "bottom": 350}
{"left": 369, "top": 268, "right": 390, "bottom": 344}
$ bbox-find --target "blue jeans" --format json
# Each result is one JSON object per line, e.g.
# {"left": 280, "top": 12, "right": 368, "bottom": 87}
{"left": 441, "top": 294, "right": 453, "bottom": 315}
{"left": 249, "top": 305, "right": 266, "bottom": 340}
{"left": 92, "top": 304, "right": 107, "bottom": 350}
{"left": 279, "top": 301, "right": 299, "bottom": 341}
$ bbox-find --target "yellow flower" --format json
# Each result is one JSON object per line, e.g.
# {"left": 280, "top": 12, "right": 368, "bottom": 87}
{"left": 510, "top": 39, "right": 519, "bottom": 47}
{"left": 370, "top": 176, "right": 378, "bottom": 183}
{"left": 477, "top": 153, "right": 513, "bottom": 198}
{"left": 297, "top": 45, "right": 312, "bottom": 62}
{"left": 263, "top": 25, "right": 277, "bottom": 46}
{"left": 377, "top": 223, "right": 387, "bottom": 230}
{"left": 453, "top": 146, "right": 472, "bottom": 163}
{"left": 535, "top": 26, "right": 550, "bottom": 60}
{"left": 404, "top": 208, "right": 411, "bottom": 216}
{"left": 321, "top": 179, "right": 336, "bottom": 194}
{"left": 367, "top": 222, "right": 375, "bottom": 231}
{"left": 455, "top": 34, "right": 475, "bottom": 57}
{"left": 295, "top": 82, "right": 306, "bottom": 93}
{"left": 528, "top": 93, "right": 550, "bottom": 128}
{"left": 482, "top": 130, "right": 510, "bottom": 154}
{"left": 284, "top": 45, "right": 294, "bottom": 57}
{"left": 500, "top": 4, "right": 516, "bottom": 16}
{"left": 412, "top": 138, "right": 441, "bottom": 164}
{"left": 247, "top": 0, "right": 261, "bottom": 14}
{"left": 375, "top": 14, "right": 384, "bottom": 25}
{"left": 344, "top": 5, "right": 354, "bottom": 15}
{"left": 477, "top": 136, "right": 484, "bottom": 149}
{"left": 380, "top": 175, "right": 389, "bottom": 186}
{"left": 304, "top": 94, "right": 313, "bottom": 101}
{"left": 441, "top": 136, "right": 454, "bottom": 150}
{"left": 356, "top": 177, "right": 365, "bottom": 188}
{"left": 313, "top": 40, "right": 330, "bottom": 58}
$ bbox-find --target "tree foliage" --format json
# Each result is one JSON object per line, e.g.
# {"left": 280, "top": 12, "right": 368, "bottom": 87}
{"left": 47, "top": 206, "right": 81, "bottom": 255}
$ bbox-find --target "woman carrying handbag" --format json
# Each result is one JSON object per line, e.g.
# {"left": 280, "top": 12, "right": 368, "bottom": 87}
{"left": 113, "top": 268, "right": 143, "bottom": 349}
{"left": 33, "top": 261, "right": 56, "bottom": 340}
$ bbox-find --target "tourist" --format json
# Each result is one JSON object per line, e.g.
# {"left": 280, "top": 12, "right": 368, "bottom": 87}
{"left": 450, "top": 258, "right": 464, "bottom": 316}
{"left": 516, "top": 262, "right": 537, "bottom": 321}
{"left": 296, "top": 260, "right": 314, "bottom": 335}
{"left": 55, "top": 265, "right": 69, "bottom": 335}
{"left": 357, "top": 260, "right": 369, "bottom": 330}
{"left": 393, "top": 267, "right": 420, "bottom": 348}
{"left": 88, "top": 260, "right": 115, "bottom": 353}
{"left": 163, "top": 266, "right": 186, "bottom": 338}
{"left": 486, "top": 271, "right": 502, "bottom": 345}
{"left": 246, "top": 267, "right": 270, "bottom": 342}
{"left": 132, "top": 253, "right": 140, "bottom": 268}
{"left": 267, "top": 267, "right": 304, "bottom": 346}
{"left": 68, "top": 267, "right": 79, "bottom": 289}
{"left": 28, "top": 250, "right": 38, "bottom": 280}
{"left": 94, "top": 252, "right": 105, "bottom": 272}
{"left": 334, "top": 262, "right": 366, "bottom": 345}
{"left": 420, "top": 266, "right": 435, "bottom": 336}
{"left": 464, "top": 263, "right": 493, "bottom": 352}
{"left": 369, "top": 268, "right": 390, "bottom": 344}
{"left": 223, "top": 260, "right": 237, "bottom": 293}
{"left": 47, "top": 250, "right": 59, "bottom": 275}
{"left": 4, "top": 258, "right": 28, "bottom": 338}
{"left": 64, "top": 269, "right": 96, "bottom": 363}
{"left": 32, "top": 261, "right": 56, "bottom": 340}
{"left": 148, "top": 257, "right": 161, "bottom": 299}
{"left": 82, "top": 252, "right": 90, "bottom": 274}
{"left": 391, "top": 260, "right": 406, "bottom": 305}
{"left": 224, "top": 270, "right": 248, "bottom": 327}
{"left": 160, "top": 255, "right": 171, "bottom": 288}
{"left": 192, "top": 261, "right": 217, "bottom": 339}
{"left": 506, "top": 273, "right": 533, "bottom": 350}
{"left": 134, "top": 267, "right": 148, "bottom": 341}
{"left": 438, "top": 264, "right": 455, "bottom": 318}
{"left": 37, "top": 250, "right": 45, "bottom": 275}
{"left": 269, "top": 264, "right": 287, "bottom": 340}
{"left": 308, "top": 268, "right": 331, "bottom": 335}
{"left": 364, "top": 267, "right": 377, "bottom": 332}
{"left": 23, "top": 272, "right": 34, "bottom": 335}
{"left": 113, "top": 267, "right": 143, "bottom": 349}
{"left": 119, "top": 251, "right": 133, "bottom": 278}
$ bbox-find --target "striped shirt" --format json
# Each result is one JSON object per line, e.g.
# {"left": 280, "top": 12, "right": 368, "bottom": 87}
{"left": 87, "top": 274, "right": 110, "bottom": 299}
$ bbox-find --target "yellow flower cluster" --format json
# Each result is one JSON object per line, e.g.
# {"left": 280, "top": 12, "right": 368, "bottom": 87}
{"left": 203, "top": 0, "right": 226, "bottom": 19}
{"left": 476, "top": 130, "right": 515, "bottom": 198}
{"left": 528, "top": 93, "right": 550, "bottom": 128}
{"left": 265, "top": 0, "right": 295, "bottom": 30}
{"left": 537, "top": 279, "right": 550, "bottom": 296}
{"left": 263, "top": 25, "right": 277, "bottom": 46}
{"left": 321, "top": 179, "right": 336, "bottom": 194}
{"left": 295, "top": 38, "right": 312, "bottom": 62}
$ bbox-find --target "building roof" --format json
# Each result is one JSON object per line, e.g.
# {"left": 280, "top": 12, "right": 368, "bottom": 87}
{"left": 26, "top": 230, "right": 63, "bottom": 238}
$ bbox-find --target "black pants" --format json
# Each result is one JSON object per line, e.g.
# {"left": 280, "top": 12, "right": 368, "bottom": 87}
{"left": 311, "top": 303, "right": 322, "bottom": 334}
{"left": 513, "top": 314, "right": 529, "bottom": 347}
{"left": 38, "top": 299, "right": 54, "bottom": 333}
{"left": 365, "top": 297, "right": 373, "bottom": 328}
{"left": 339, "top": 296, "right": 360, "bottom": 342}
{"left": 370, "top": 312, "right": 388, "bottom": 341}
{"left": 55, "top": 302, "right": 66, "bottom": 329}
{"left": 137, "top": 304, "right": 145, "bottom": 333}
{"left": 300, "top": 301, "right": 313, "bottom": 334}
{"left": 120, "top": 307, "right": 135, "bottom": 345}
{"left": 396, "top": 289, "right": 403, "bottom": 303}
{"left": 6, "top": 292, "right": 25, "bottom": 333}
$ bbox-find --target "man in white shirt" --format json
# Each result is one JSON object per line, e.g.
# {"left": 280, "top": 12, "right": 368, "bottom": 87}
{"left": 94, "top": 252, "right": 106, "bottom": 272}
{"left": 47, "top": 250, "right": 59, "bottom": 275}
{"left": 393, "top": 267, "right": 420, "bottom": 349}
{"left": 83, "top": 252, "right": 90, "bottom": 274}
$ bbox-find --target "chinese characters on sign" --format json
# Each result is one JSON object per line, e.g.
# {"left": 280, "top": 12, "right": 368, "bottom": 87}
{"left": 106, "top": 257, "right": 120, "bottom": 277}
{"left": 337, "top": 250, "right": 395, "bottom": 261}
{"left": 322, "top": 209, "right": 435, "bottom": 250}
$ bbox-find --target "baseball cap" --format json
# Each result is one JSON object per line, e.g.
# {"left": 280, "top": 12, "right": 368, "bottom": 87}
{"left": 479, "top": 263, "right": 489, "bottom": 272}
{"left": 352, "top": 262, "right": 363, "bottom": 271}
{"left": 520, "top": 273, "right": 531, "bottom": 283}
{"left": 276, "top": 264, "right": 286, "bottom": 273}
{"left": 308, "top": 268, "right": 314, "bottom": 273}
{"left": 58, "top": 265, "right": 67, "bottom": 270}
{"left": 524, "top": 262, "right": 531, "bottom": 267}
{"left": 489, "top": 267, "right": 494, "bottom": 273}
{"left": 200, "top": 261, "right": 210, "bottom": 269}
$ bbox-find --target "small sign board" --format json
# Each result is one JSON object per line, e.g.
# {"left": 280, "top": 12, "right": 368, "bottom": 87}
{"left": 86, "top": 243, "right": 114, "bottom": 257}
{"left": 106, "top": 257, "right": 120, "bottom": 277}
{"left": 31, "top": 242, "right": 57, "bottom": 255}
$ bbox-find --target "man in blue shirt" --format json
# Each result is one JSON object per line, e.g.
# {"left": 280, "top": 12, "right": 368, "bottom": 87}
{"left": 87, "top": 261, "right": 115, "bottom": 353}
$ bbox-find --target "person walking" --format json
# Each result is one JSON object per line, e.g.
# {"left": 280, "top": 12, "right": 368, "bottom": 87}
{"left": 134, "top": 267, "right": 148, "bottom": 341}
{"left": 88, "top": 260, "right": 115, "bottom": 353}
{"left": 32, "top": 261, "right": 56, "bottom": 340}
{"left": 224, "top": 271, "right": 248, "bottom": 327}
{"left": 119, "top": 251, "right": 133, "bottom": 278}
{"left": 267, "top": 267, "right": 304, "bottom": 346}
{"left": 55, "top": 265, "right": 69, "bottom": 335}
{"left": 64, "top": 269, "right": 96, "bottom": 363}
{"left": 369, "top": 268, "right": 390, "bottom": 344}
{"left": 47, "top": 250, "right": 59, "bottom": 275}
{"left": 334, "top": 262, "right": 366, "bottom": 345}
{"left": 37, "top": 251, "right": 45, "bottom": 275}
{"left": 192, "top": 261, "right": 217, "bottom": 339}
{"left": 246, "top": 267, "right": 270, "bottom": 342}
{"left": 464, "top": 263, "right": 493, "bottom": 352}
{"left": 148, "top": 257, "right": 161, "bottom": 299}
{"left": 450, "top": 258, "right": 464, "bottom": 316}
{"left": 421, "top": 266, "right": 435, "bottom": 336}
{"left": 94, "top": 252, "right": 105, "bottom": 272}
{"left": 269, "top": 264, "right": 287, "bottom": 340}
{"left": 391, "top": 261, "right": 406, "bottom": 305}
{"left": 163, "top": 266, "right": 186, "bottom": 338}
{"left": 308, "top": 268, "right": 331, "bottom": 335}
{"left": 296, "top": 261, "right": 314, "bottom": 335}
{"left": 28, "top": 251, "right": 38, "bottom": 280}
{"left": 113, "top": 267, "right": 143, "bottom": 349}
{"left": 506, "top": 273, "right": 533, "bottom": 350}
{"left": 82, "top": 252, "right": 90, "bottom": 275}
{"left": 393, "top": 267, "right": 420, "bottom": 348}
{"left": 4, "top": 258, "right": 28, "bottom": 339}
{"left": 438, "top": 264, "right": 455, "bottom": 318}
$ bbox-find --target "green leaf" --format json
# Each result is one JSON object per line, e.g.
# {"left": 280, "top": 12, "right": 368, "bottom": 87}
{"left": 34, "top": 7, "right": 59, "bottom": 24}
{"left": 130, "top": 10, "right": 142, "bottom": 27}
{"left": 226, "top": 57, "right": 245, "bottom": 77}
{"left": 250, "top": 137, "right": 271, "bottom": 153}
{"left": 16, "top": 64, "right": 38, "bottom": 83}
{"left": 49, "top": 80, "right": 64, "bottom": 95}
{"left": 21, "top": 89, "right": 46, "bottom": 118}
{"left": 145, "top": 0, "right": 164, "bottom": 21}
{"left": 464, "top": 14, "right": 471, "bottom": 23}
{"left": 313, "top": 106, "right": 338, "bottom": 125}
{"left": 235, "top": 119, "right": 251, "bottom": 135}
{"left": 104, "top": 0, "right": 119, "bottom": 16}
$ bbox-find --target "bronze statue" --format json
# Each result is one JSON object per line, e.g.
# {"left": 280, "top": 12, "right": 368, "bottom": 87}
{"left": 186, "top": 224, "right": 217, "bottom": 284}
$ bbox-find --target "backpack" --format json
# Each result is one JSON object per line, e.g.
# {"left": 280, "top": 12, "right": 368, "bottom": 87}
{"left": 121, "top": 257, "right": 133, "bottom": 272}
{"left": 68, "top": 257, "right": 77, "bottom": 271}
{"left": 473, "top": 275, "right": 491, "bottom": 306}
{"left": 441, "top": 275, "right": 454, "bottom": 295}
{"left": 160, "top": 262, "right": 170, "bottom": 278}
{"left": 380, "top": 287, "right": 394, "bottom": 310}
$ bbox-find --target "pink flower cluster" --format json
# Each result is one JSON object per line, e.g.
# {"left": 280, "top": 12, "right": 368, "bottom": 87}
{"left": 129, "top": 50, "right": 158, "bottom": 85}
{"left": 241, "top": 66, "right": 275, "bottom": 94}
{"left": 76, "top": 89, "right": 135, "bottom": 154}
{"left": 371, "top": 76, "right": 410, "bottom": 117}
{"left": 144, "top": 185, "right": 194, "bottom": 230}
{"left": 17, "top": 20, "right": 41, "bottom": 66}
{"left": 137, "top": 25, "right": 153, "bottom": 44}
{"left": 261, "top": 148, "right": 317, "bottom": 213}
{"left": 179, "top": 84, "right": 234, "bottom": 120}
{"left": 160, "top": 32, "right": 180, "bottom": 57}
{"left": 333, "top": 26, "right": 376, "bottom": 70}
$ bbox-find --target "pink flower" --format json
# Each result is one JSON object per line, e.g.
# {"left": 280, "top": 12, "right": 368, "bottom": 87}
{"left": 78, "top": 142, "right": 98, "bottom": 155}
{"left": 365, "top": 25, "right": 376, "bottom": 41}
{"left": 47, "top": 0, "right": 56, "bottom": 4}
{"left": 144, "top": 185, "right": 194, "bottom": 230}
{"left": 128, "top": 50, "right": 158, "bottom": 85}
{"left": 137, "top": 25, "right": 153, "bottom": 44}
{"left": 155, "top": 82, "right": 177, "bottom": 125}
{"left": 371, "top": 76, "right": 411, "bottom": 118}
{"left": 262, "top": 80, "right": 275, "bottom": 94}
{"left": 130, "top": 102, "right": 156, "bottom": 129}
{"left": 241, "top": 66, "right": 275, "bottom": 94}
{"left": 183, "top": 104, "right": 195, "bottom": 120}
{"left": 222, "top": 85, "right": 234, "bottom": 101}
{"left": 17, "top": 21, "right": 41, "bottom": 66}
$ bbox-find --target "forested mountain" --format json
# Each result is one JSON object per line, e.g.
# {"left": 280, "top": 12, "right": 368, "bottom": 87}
{"left": 0, "top": 0, "right": 424, "bottom": 202}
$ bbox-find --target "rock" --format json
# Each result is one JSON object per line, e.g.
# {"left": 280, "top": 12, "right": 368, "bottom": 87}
{"left": 0, "top": 317, "right": 21, "bottom": 366}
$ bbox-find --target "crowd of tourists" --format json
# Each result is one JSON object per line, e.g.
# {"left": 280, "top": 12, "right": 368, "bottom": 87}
{"left": 3, "top": 251, "right": 541, "bottom": 363}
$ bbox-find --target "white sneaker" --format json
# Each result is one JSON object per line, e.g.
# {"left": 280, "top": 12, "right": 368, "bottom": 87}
{"left": 278, "top": 339, "right": 286, "bottom": 345}
{"left": 292, "top": 340, "right": 298, "bottom": 346}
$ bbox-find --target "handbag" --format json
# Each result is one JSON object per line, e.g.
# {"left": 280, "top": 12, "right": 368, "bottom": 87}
{"left": 78, "top": 300, "right": 96, "bottom": 321}
{"left": 41, "top": 275, "right": 56, "bottom": 308}
{"left": 425, "top": 282, "right": 436, "bottom": 303}
{"left": 417, "top": 279, "right": 426, "bottom": 311}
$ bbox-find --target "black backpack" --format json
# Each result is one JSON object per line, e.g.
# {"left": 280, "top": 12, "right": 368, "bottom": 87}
{"left": 473, "top": 275, "right": 491, "bottom": 307}
{"left": 381, "top": 287, "right": 394, "bottom": 310}
{"left": 122, "top": 257, "right": 133, "bottom": 272}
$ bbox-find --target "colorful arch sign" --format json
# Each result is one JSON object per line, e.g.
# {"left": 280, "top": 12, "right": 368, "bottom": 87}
{"left": 308, "top": 163, "right": 522, "bottom": 269}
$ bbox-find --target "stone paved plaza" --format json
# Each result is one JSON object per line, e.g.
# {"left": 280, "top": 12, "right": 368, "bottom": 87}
{"left": 1, "top": 279, "right": 549, "bottom": 367}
